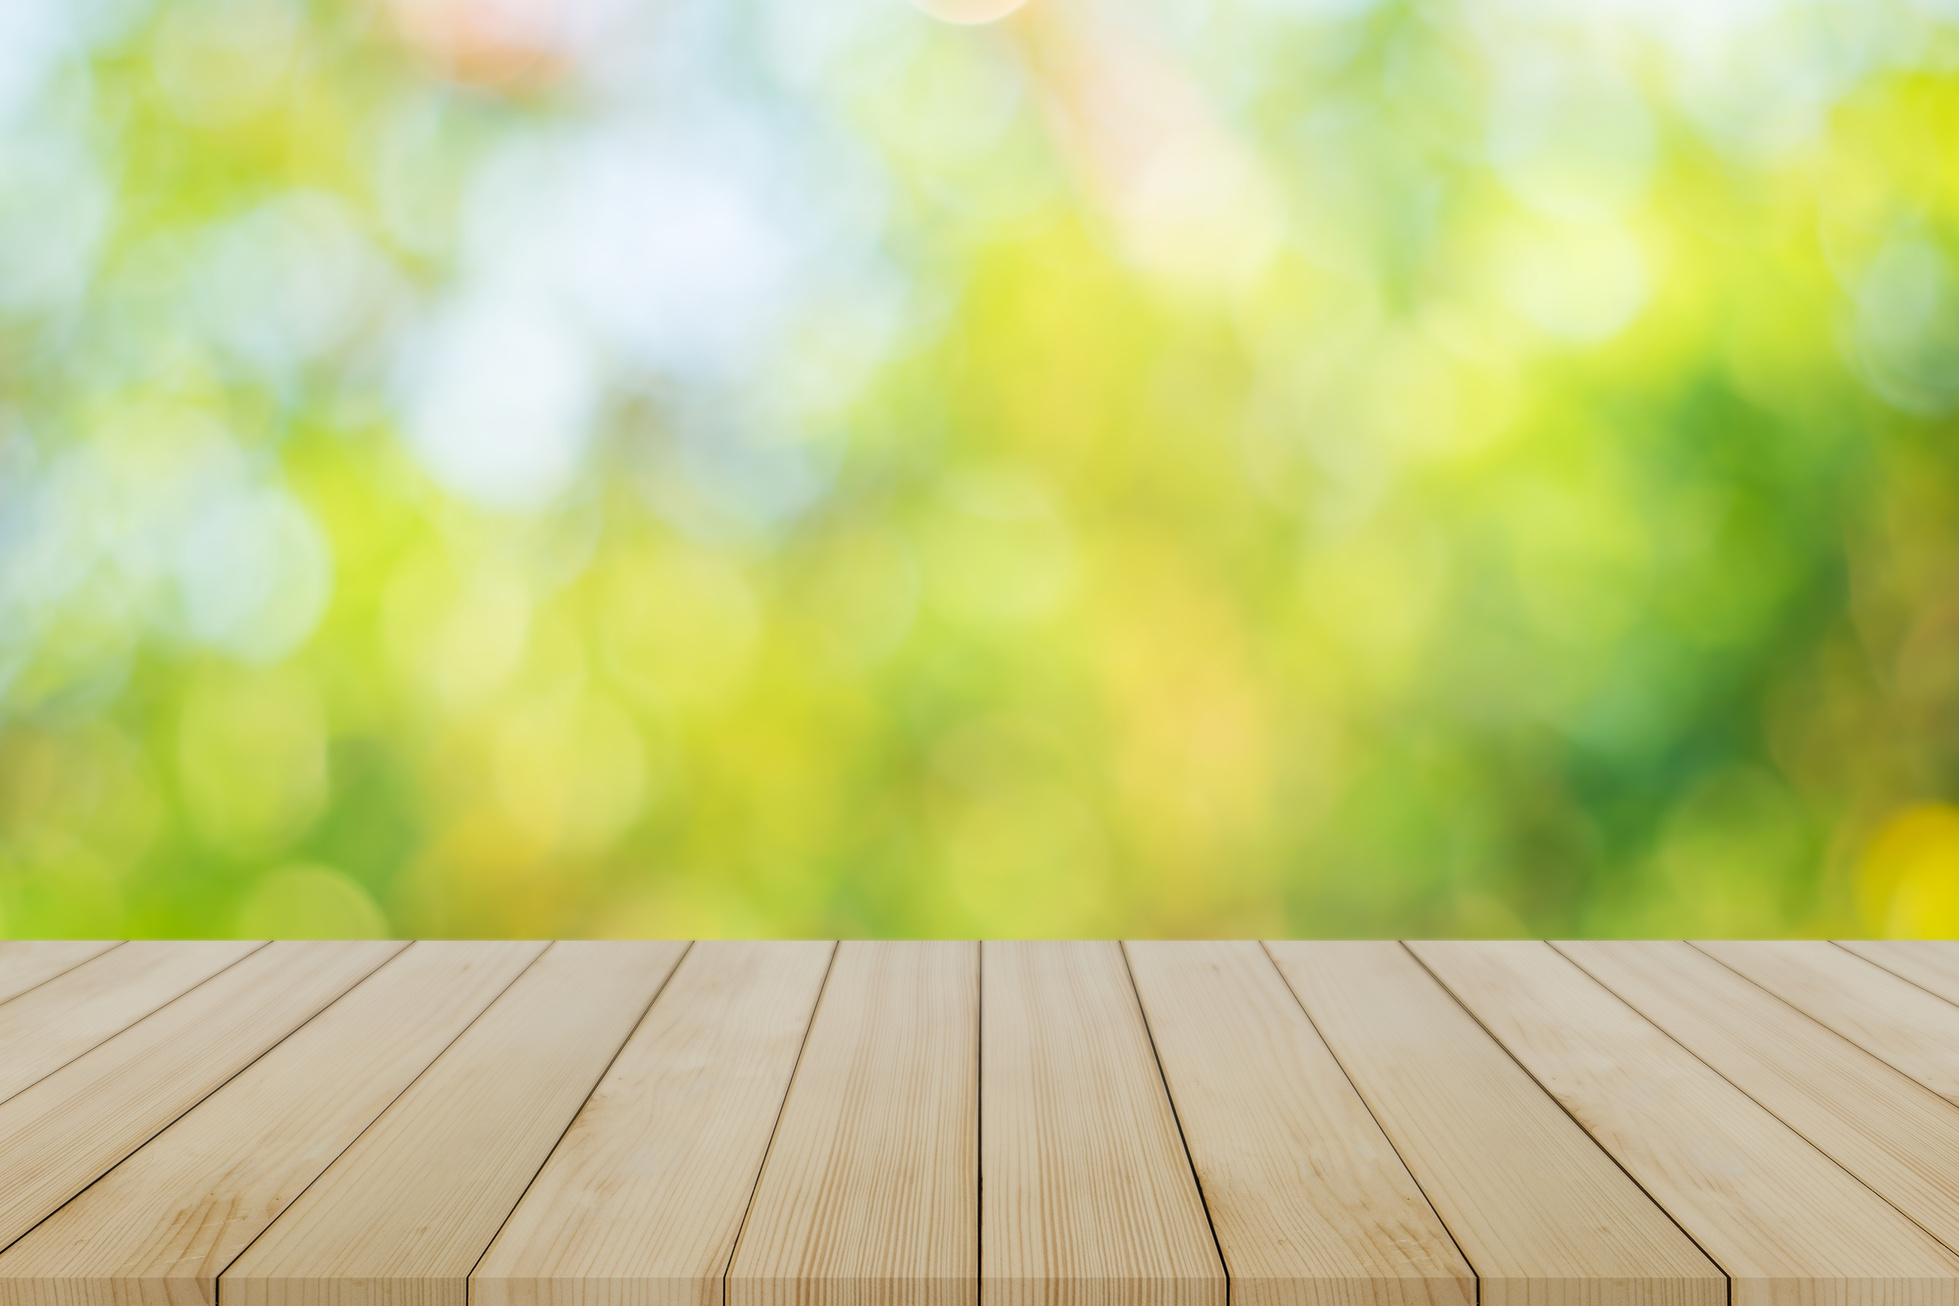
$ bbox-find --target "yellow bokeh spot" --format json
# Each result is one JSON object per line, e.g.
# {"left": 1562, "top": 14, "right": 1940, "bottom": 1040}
{"left": 493, "top": 692, "right": 649, "bottom": 855}
{"left": 235, "top": 865, "right": 388, "bottom": 939}
{"left": 383, "top": 560, "right": 531, "bottom": 713}
{"left": 923, "top": 468, "right": 1075, "bottom": 628}
{"left": 600, "top": 550, "right": 759, "bottom": 712}
{"left": 939, "top": 778, "right": 1114, "bottom": 936}
{"left": 178, "top": 669, "right": 327, "bottom": 854}
{"left": 912, "top": 0, "right": 1029, "bottom": 24}
{"left": 1860, "top": 804, "right": 1959, "bottom": 938}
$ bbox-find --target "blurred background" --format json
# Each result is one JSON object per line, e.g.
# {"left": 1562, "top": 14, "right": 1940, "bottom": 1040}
{"left": 2, "top": 0, "right": 1958, "bottom": 940}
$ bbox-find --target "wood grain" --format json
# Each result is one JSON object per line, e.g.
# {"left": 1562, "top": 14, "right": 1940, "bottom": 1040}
{"left": 1124, "top": 942, "right": 1472, "bottom": 1306}
{"left": 472, "top": 941, "right": 835, "bottom": 1306}
{"left": 1825, "top": 943, "right": 1959, "bottom": 1088}
{"left": 0, "top": 941, "right": 264, "bottom": 1105}
{"left": 979, "top": 941, "right": 1223, "bottom": 1306}
{"left": 1414, "top": 940, "right": 1959, "bottom": 1306}
{"left": 0, "top": 941, "right": 402, "bottom": 1255}
{"left": 728, "top": 942, "right": 976, "bottom": 1306}
{"left": 0, "top": 943, "right": 121, "bottom": 1007}
{"left": 222, "top": 941, "right": 688, "bottom": 1306}
{"left": 0, "top": 942, "right": 545, "bottom": 1306}
{"left": 18, "top": 937, "right": 1959, "bottom": 1306}
{"left": 1559, "top": 940, "right": 1959, "bottom": 1260}
{"left": 1264, "top": 942, "right": 1723, "bottom": 1306}
{"left": 1697, "top": 941, "right": 1959, "bottom": 1105}
{"left": 1838, "top": 941, "right": 1959, "bottom": 999}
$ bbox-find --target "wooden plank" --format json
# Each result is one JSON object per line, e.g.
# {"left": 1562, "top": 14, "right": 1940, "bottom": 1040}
{"left": 1124, "top": 942, "right": 1473, "bottom": 1306}
{"left": 1264, "top": 942, "right": 1723, "bottom": 1306}
{"left": 727, "top": 941, "right": 976, "bottom": 1306}
{"left": 0, "top": 942, "right": 121, "bottom": 1007}
{"left": 0, "top": 940, "right": 402, "bottom": 1254}
{"left": 1413, "top": 941, "right": 1959, "bottom": 1306}
{"left": 1836, "top": 942, "right": 1959, "bottom": 1042}
{"left": 472, "top": 941, "right": 835, "bottom": 1306}
{"left": 223, "top": 941, "right": 690, "bottom": 1306}
{"left": 979, "top": 941, "right": 1224, "bottom": 1306}
{"left": 1559, "top": 940, "right": 1959, "bottom": 1260}
{"left": 0, "top": 941, "right": 264, "bottom": 1105}
{"left": 1694, "top": 941, "right": 1959, "bottom": 1106}
{"left": 1838, "top": 942, "right": 1959, "bottom": 1002}
{"left": 0, "top": 941, "right": 546, "bottom": 1306}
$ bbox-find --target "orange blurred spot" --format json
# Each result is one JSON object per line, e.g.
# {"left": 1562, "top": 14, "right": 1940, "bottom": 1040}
{"left": 913, "top": 0, "right": 1030, "bottom": 24}
{"left": 1858, "top": 803, "right": 1959, "bottom": 937}
{"left": 1017, "top": 0, "right": 1281, "bottom": 285}
{"left": 385, "top": 0, "right": 580, "bottom": 89}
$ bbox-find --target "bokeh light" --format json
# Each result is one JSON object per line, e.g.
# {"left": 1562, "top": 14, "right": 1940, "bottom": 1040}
{"left": 2, "top": 0, "right": 1959, "bottom": 939}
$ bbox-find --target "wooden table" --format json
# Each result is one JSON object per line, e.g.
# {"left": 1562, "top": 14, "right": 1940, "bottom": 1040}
{"left": 3, "top": 942, "right": 1959, "bottom": 1306}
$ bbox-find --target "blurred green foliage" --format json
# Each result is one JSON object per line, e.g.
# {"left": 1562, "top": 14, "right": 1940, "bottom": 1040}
{"left": 5, "top": 0, "right": 1959, "bottom": 939}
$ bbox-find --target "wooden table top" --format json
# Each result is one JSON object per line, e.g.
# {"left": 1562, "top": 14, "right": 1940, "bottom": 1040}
{"left": 2, "top": 941, "right": 1959, "bottom": 1306}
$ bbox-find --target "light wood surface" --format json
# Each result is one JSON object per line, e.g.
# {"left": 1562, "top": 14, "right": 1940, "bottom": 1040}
{"left": 1265, "top": 942, "right": 1723, "bottom": 1306}
{"left": 1415, "top": 940, "right": 1959, "bottom": 1306}
{"left": 979, "top": 941, "right": 1224, "bottom": 1306}
{"left": 1837, "top": 940, "right": 1959, "bottom": 1004}
{"left": 1560, "top": 940, "right": 1959, "bottom": 1259}
{"left": 1694, "top": 942, "right": 1959, "bottom": 1103}
{"left": 472, "top": 940, "right": 835, "bottom": 1306}
{"left": 11, "top": 939, "right": 1959, "bottom": 1306}
{"left": 0, "top": 941, "right": 544, "bottom": 1306}
{"left": 1817, "top": 939, "right": 1959, "bottom": 1104}
{"left": 0, "top": 941, "right": 120, "bottom": 1007}
{"left": 0, "top": 940, "right": 400, "bottom": 1254}
{"left": 1124, "top": 942, "right": 1472, "bottom": 1306}
{"left": 0, "top": 940, "right": 263, "bottom": 1105}
{"left": 221, "top": 942, "right": 687, "bottom": 1306}
{"left": 728, "top": 942, "right": 977, "bottom": 1306}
